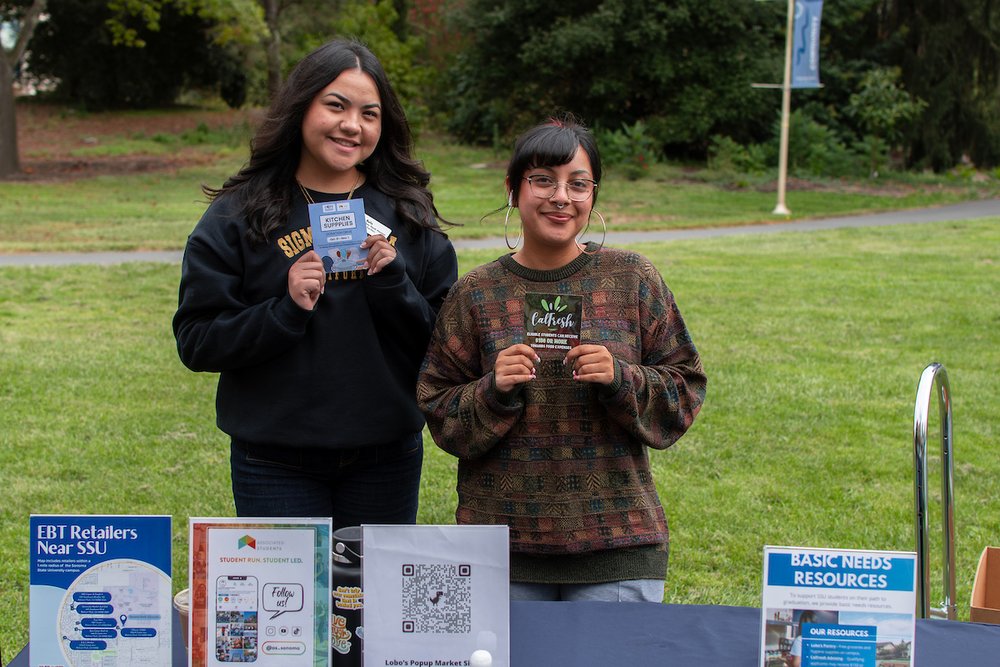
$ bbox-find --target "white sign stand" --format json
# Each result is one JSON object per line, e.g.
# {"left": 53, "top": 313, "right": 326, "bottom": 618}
{"left": 362, "top": 525, "right": 510, "bottom": 667}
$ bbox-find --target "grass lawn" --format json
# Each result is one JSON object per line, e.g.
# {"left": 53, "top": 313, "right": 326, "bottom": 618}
{"left": 1, "top": 218, "right": 998, "bottom": 658}
{"left": 2, "top": 118, "right": 1000, "bottom": 252}
{"left": 2, "top": 109, "right": 999, "bottom": 656}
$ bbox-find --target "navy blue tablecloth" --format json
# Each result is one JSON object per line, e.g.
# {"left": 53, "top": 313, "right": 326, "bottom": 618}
{"left": 510, "top": 602, "right": 1000, "bottom": 666}
{"left": 12, "top": 601, "right": 1000, "bottom": 665}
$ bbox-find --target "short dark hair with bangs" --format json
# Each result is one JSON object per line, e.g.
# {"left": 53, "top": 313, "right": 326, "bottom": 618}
{"left": 506, "top": 117, "right": 602, "bottom": 205}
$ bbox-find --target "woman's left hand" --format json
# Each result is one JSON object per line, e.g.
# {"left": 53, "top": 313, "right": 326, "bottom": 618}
{"left": 361, "top": 234, "right": 396, "bottom": 275}
{"left": 564, "top": 344, "right": 615, "bottom": 385}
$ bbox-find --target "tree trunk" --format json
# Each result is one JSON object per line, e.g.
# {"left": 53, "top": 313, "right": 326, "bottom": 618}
{"left": 0, "top": 55, "right": 19, "bottom": 177}
{"left": 1, "top": 0, "right": 48, "bottom": 178}
{"left": 263, "top": 0, "right": 282, "bottom": 99}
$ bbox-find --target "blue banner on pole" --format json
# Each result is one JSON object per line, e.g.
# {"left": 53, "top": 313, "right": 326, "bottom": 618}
{"left": 792, "top": 0, "right": 823, "bottom": 88}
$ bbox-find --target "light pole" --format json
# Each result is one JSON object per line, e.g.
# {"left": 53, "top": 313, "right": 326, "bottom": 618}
{"left": 773, "top": 0, "right": 795, "bottom": 216}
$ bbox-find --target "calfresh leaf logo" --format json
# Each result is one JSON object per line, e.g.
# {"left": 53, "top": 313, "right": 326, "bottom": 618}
{"left": 541, "top": 296, "right": 568, "bottom": 313}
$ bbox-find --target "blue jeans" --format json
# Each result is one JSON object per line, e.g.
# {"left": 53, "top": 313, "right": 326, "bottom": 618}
{"left": 509, "top": 579, "right": 665, "bottom": 602}
{"left": 229, "top": 433, "right": 422, "bottom": 531}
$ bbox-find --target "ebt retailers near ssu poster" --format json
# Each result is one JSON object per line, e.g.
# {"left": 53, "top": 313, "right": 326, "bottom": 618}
{"left": 759, "top": 546, "right": 917, "bottom": 667}
{"left": 29, "top": 514, "right": 173, "bottom": 667}
{"left": 188, "top": 518, "right": 331, "bottom": 667}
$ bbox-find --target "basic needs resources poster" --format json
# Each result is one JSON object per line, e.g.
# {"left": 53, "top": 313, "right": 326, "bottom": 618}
{"left": 759, "top": 546, "right": 917, "bottom": 667}
{"left": 188, "top": 518, "right": 331, "bottom": 667}
{"left": 29, "top": 514, "right": 173, "bottom": 667}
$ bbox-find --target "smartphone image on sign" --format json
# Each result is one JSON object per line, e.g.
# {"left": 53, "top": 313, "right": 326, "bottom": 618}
{"left": 215, "top": 575, "right": 259, "bottom": 663}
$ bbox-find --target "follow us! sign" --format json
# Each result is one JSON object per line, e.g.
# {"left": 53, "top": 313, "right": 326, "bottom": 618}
{"left": 758, "top": 546, "right": 917, "bottom": 667}
{"left": 188, "top": 518, "right": 332, "bottom": 667}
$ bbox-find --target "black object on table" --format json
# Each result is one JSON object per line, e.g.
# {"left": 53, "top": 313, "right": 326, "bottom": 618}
{"left": 12, "top": 601, "right": 1000, "bottom": 666}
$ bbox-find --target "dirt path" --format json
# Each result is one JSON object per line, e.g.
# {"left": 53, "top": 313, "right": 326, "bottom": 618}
{"left": 11, "top": 103, "right": 257, "bottom": 181}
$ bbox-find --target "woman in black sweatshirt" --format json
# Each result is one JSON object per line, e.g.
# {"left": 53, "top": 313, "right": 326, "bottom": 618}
{"left": 173, "top": 39, "right": 457, "bottom": 528}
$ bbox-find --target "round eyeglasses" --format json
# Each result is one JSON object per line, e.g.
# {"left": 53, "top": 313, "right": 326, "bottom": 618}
{"left": 523, "top": 174, "right": 597, "bottom": 202}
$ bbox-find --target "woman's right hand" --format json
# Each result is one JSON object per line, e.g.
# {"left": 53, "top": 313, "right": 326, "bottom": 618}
{"left": 287, "top": 250, "right": 326, "bottom": 311}
{"left": 494, "top": 344, "right": 539, "bottom": 393}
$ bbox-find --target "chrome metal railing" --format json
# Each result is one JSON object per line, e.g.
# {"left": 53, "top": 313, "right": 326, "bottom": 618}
{"left": 913, "top": 362, "right": 956, "bottom": 620}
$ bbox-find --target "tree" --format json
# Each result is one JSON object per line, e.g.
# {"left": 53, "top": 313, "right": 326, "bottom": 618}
{"left": 845, "top": 67, "right": 925, "bottom": 174}
{"left": 236, "top": 0, "right": 409, "bottom": 102}
{"left": 786, "top": 0, "right": 1000, "bottom": 171}
{"left": 30, "top": 0, "right": 255, "bottom": 109}
{"left": 102, "top": 0, "right": 266, "bottom": 104}
{"left": 875, "top": 0, "right": 1000, "bottom": 169}
{"left": 441, "top": 0, "right": 776, "bottom": 157}
{"left": 278, "top": 0, "right": 431, "bottom": 123}
{"left": 438, "top": 0, "right": 1000, "bottom": 171}
{"left": 0, "top": 0, "right": 45, "bottom": 177}
{"left": 1, "top": 0, "right": 263, "bottom": 177}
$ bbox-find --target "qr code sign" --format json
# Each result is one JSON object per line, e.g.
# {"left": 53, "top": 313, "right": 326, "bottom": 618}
{"left": 401, "top": 563, "right": 472, "bottom": 633}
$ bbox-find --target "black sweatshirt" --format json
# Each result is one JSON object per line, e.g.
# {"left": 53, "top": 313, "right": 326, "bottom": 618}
{"left": 173, "top": 183, "right": 458, "bottom": 449}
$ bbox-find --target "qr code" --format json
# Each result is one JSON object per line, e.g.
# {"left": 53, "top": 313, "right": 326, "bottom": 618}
{"left": 400, "top": 563, "right": 472, "bottom": 633}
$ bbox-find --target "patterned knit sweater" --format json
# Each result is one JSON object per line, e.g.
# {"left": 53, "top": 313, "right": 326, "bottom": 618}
{"left": 417, "top": 247, "right": 707, "bottom": 584}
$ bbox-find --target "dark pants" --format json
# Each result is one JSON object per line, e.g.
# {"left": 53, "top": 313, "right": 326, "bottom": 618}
{"left": 229, "top": 433, "right": 423, "bottom": 531}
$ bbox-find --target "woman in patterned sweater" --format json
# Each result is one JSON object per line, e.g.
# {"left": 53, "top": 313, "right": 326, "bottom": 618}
{"left": 417, "top": 118, "right": 707, "bottom": 602}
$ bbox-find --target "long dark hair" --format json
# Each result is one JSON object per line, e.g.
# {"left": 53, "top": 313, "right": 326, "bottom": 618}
{"left": 206, "top": 39, "right": 449, "bottom": 245}
{"left": 506, "top": 116, "right": 603, "bottom": 205}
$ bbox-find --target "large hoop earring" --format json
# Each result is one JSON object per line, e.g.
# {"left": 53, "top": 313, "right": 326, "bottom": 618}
{"left": 504, "top": 193, "right": 522, "bottom": 250}
{"left": 580, "top": 209, "right": 607, "bottom": 254}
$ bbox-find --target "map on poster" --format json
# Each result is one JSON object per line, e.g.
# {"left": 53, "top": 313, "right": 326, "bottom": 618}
{"left": 188, "top": 518, "right": 331, "bottom": 667}
{"left": 362, "top": 525, "right": 510, "bottom": 667}
{"left": 759, "top": 546, "right": 917, "bottom": 667}
{"left": 29, "top": 515, "right": 172, "bottom": 667}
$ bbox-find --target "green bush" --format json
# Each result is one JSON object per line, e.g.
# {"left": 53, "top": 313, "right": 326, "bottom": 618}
{"left": 707, "top": 135, "right": 769, "bottom": 175}
{"left": 845, "top": 67, "right": 925, "bottom": 176}
{"left": 851, "top": 135, "right": 891, "bottom": 177}
{"left": 707, "top": 111, "right": 876, "bottom": 180}
{"left": 784, "top": 110, "right": 864, "bottom": 178}
{"left": 594, "top": 121, "right": 660, "bottom": 181}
